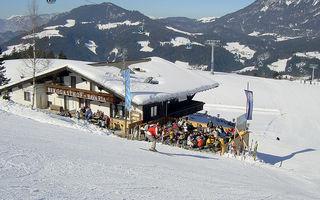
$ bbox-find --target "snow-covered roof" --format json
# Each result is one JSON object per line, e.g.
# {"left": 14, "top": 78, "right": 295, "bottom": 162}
{"left": 1, "top": 57, "right": 219, "bottom": 105}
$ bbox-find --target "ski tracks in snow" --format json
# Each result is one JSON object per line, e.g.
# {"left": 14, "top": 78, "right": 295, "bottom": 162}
{"left": 0, "top": 143, "right": 46, "bottom": 199}
{"left": 0, "top": 144, "right": 44, "bottom": 179}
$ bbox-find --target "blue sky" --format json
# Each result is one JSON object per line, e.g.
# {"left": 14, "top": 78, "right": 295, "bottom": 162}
{"left": 1, "top": 0, "right": 255, "bottom": 19}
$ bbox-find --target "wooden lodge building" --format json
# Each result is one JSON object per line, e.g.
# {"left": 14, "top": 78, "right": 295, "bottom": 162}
{"left": 0, "top": 57, "right": 219, "bottom": 131}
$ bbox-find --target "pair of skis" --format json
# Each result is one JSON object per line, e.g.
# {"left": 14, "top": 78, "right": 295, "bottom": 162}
{"left": 139, "top": 148, "right": 172, "bottom": 156}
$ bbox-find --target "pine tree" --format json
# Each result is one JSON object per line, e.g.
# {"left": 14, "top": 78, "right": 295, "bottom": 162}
{"left": 46, "top": 50, "right": 55, "bottom": 58}
{"left": 58, "top": 50, "right": 67, "bottom": 59}
{"left": 0, "top": 48, "right": 10, "bottom": 86}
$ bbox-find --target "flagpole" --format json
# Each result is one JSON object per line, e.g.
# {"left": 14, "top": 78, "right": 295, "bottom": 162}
{"left": 246, "top": 82, "right": 249, "bottom": 128}
{"left": 246, "top": 82, "right": 249, "bottom": 114}
{"left": 122, "top": 50, "right": 128, "bottom": 138}
{"left": 125, "top": 78, "right": 128, "bottom": 138}
{"left": 245, "top": 82, "right": 249, "bottom": 154}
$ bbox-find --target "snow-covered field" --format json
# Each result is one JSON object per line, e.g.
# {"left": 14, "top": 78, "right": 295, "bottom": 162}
{"left": 97, "top": 20, "right": 141, "bottom": 30}
{"left": 166, "top": 26, "right": 203, "bottom": 36}
{"left": 223, "top": 42, "right": 256, "bottom": 62}
{"left": 160, "top": 37, "right": 203, "bottom": 47}
{"left": 137, "top": 41, "right": 154, "bottom": 52}
{"left": 22, "top": 19, "right": 75, "bottom": 40}
{"left": 1, "top": 43, "right": 32, "bottom": 56}
{"left": 85, "top": 40, "right": 98, "bottom": 55}
{"left": 1, "top": 70, "right": 320, "bottom": 199}
{"left": 267, "top": 58, "right": 289, "bottom": 72}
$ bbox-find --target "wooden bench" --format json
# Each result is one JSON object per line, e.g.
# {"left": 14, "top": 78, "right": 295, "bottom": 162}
{"left": 50, "top": 104, "right": 63, "bottom": 112}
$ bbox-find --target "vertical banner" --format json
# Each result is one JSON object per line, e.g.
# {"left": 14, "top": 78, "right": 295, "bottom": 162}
{"left": 245, "top": 90, "right": 253, "bottom": 120}
{"left": 122, "top": 69, "right": 131, "bottom": 110}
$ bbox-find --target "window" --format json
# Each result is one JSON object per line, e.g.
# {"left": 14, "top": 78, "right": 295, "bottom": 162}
{"left": 71, "top": 76, "right": 76, "bottom": 88}
{"left": 110, "top": 104, "right": 125, "bottom": 118}
{"left": 90, "top": 82, "right": 93, "bottom": 91}
{"left": 85, "top": 99, "right": 90, "bottom": 108}
{"left": 24, "top": 92, "right": 31, "bottom": 101}
{"left": 111, "top": 104, "right": 116, "bottom": 118}
{"left": 117, "top": 105, "right": 124, "bottom": 118}
{"left": 151, "top": 106, "right": 157, "bottom": 117}
{"left": 79, "top": 98, "right": 85, "bottom": 108}
{"left": 59, "top": 77, "right": 64, "bottom": 85}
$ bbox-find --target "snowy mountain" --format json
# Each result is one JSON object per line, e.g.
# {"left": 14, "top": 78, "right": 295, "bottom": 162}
{"left": 0, "top": 61, "right": 319, "bottom": 199}
{"left": 0, "top": 3, "right": 245, "bottom": 72}
{"left": 208, "top": 0, "right": 320, "bottom": 77}
{"left": 215, "top": 0, "right": 320, "bottom": 38}
{"left": 0, "top": 31, "right": 20, "bottom": 46}
{"left": 1, "top": 1, "right": 320, "bottom": 78}
{"left": 0, "top": 14, "right": 55, "bottom": 33}
{"left": 0, "top": 14, "right": 55, "bottom": 45}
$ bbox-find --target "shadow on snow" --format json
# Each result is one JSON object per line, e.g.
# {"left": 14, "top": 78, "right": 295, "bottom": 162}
{"left": 158, "top": 151, "right": 218, "bottom": 160}
{"left": 257, "top": 148, "right": 316, "bottom": 166}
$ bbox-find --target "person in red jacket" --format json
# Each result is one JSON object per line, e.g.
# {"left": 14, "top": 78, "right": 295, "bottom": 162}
{"left": 146, "top": 126, "right": 161, "bottom": 151}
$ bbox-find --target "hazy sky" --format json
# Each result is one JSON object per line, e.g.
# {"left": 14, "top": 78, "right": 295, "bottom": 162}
{"left": 1, "top": 0, "right": 255, "bottom": 19}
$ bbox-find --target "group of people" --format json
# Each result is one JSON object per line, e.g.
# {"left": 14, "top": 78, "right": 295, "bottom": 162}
{"left": 141, "top": 119, "right": 236, "bottom": 152}
{"left": 59, "top": 107, "right": 237, "bottom": 153}
{"left": 75, "top": 107, "right": 111, "bottom": 128}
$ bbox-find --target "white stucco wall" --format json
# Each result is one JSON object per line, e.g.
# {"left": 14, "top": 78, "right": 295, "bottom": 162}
{"left": 48, "top": 93, "right": 64, "bottom": 107}
{"left": 65, "top": 96, "right": 78, "bottom": 111}
{"left": 10, "top": 83, "right": 32, "bottom": 107}
{"left": 9, "top": 83, "right": 48, "bottom": 109}
{"left": 4, "top": 73, "right": 135, "bottom": 117}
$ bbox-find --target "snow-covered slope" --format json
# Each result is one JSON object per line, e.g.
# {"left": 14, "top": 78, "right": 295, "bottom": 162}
{"left": 0, "top": 66, "right": 319, "bottom": 199}
{"left": 194, "top": 72, "right": 320, "bottom": 185}
{"left": 215, "top": 0, "right": 320, "bottom": 38}
{"left": 0, "top": 99, "right": 319, "bottom": 199}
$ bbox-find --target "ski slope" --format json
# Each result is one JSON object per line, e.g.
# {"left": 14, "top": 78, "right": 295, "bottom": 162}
{"left": 0, "top": 72, "right": 320, "bottom": 199}
{"left": 194, "top": 72, "right": 320, "bottom": 188}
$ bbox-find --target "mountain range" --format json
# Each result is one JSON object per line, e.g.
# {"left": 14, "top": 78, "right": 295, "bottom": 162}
{"left": 1, "top": 0, "right": 319, "bottom": 78}
{"left": 0, "top": 14, "right": 54, "bottom": 44}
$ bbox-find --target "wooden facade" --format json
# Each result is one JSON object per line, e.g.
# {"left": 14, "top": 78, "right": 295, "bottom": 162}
{"left": 46, "top": 84, "right": 121, "bottom": 104}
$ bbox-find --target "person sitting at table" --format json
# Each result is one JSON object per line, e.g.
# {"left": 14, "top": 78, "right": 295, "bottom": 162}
{"left": 99, "top": 118, "right": 106, "bottom": 128}
{"left": 85, "top": 107, "right": 93, "bottom": 120}
{"left": 206, "top": 135, "right": 215, "bottom": 150}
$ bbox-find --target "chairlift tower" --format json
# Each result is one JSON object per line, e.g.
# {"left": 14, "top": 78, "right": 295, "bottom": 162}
{"left": 309, "top": 64, "right": 318, "bottom": 83}
{"left": 206, "top": 40, "right": 220, "bottom": 75}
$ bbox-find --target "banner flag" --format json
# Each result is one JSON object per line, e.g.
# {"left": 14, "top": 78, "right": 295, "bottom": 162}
{"left": 245, "top": 90, "right": 253, "bottom": 120}
{"left": 122, "top": 69, "right": 131, "bottom": 109}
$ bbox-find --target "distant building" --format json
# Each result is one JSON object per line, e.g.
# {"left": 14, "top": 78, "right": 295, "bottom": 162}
{"left": 0, "top": 57, "right": 218, "bottom": 130}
